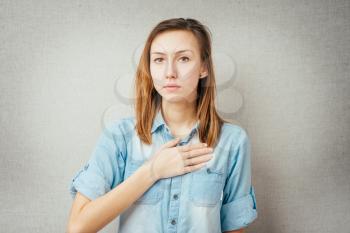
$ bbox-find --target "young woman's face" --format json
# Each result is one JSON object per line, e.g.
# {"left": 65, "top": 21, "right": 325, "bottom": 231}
{"left": 150, "top": 30, "right": 208, "bottom": 103}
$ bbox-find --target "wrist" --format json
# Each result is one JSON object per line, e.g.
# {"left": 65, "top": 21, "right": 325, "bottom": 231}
{"left": 142, "top": 160, "right": 159, "bottom": 183}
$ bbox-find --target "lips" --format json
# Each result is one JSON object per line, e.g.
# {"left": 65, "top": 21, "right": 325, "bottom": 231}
{"left": 163, "top": 84, "right": 181, "bottom": 91}
{"left": 164, "top": 84, "right": 180, "bottom": 88}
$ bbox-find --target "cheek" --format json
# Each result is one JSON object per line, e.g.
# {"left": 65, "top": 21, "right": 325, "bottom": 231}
{"left": 182, "top": 78, "right": 199, "bottom": 95}
{"left": 150, "top": 66, "right": 164, "bottom": 89}
{"left": 178, "top": 66, "right": 200, "bottom": 88}
{"left": 150, "top": 66, "right": 159, "bottom": 80}
{"left": 177, "top": 63, "right": 197, "bottom": 79}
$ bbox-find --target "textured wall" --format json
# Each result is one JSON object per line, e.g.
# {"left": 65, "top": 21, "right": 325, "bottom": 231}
{"left": 0, "top": 0, "right": 349, "bottom": 232}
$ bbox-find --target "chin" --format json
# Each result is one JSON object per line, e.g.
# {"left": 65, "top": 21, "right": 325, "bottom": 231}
{"left": 161, "top": 94, "right": 196, "bottom": 105}
{"left": 162, "top": 95, "right": 184, "bottom": 103}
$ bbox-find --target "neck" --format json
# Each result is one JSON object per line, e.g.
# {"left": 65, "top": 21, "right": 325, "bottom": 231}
{"left": 160, "top": 99, "right": 197, "bottom": 137}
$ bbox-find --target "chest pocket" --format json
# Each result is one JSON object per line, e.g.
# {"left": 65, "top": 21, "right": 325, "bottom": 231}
{"left": 190, "top": 166, "right": 224, "bottom": 207}
{"left": 124, "top": 160, "right": 163, "bottom": 204}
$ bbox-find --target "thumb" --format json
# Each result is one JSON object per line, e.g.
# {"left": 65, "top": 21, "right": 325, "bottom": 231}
{"left": 161, "top": 137, "right": 181, "bottom": 149}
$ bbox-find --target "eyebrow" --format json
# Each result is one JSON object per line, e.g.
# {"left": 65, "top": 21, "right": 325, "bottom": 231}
{"left": 151, "top": 49, "right": 194, "bottom": 55}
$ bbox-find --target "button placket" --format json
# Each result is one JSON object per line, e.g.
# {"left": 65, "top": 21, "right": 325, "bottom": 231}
{"left": 160, "top": 123, "right": 199, "bottom": 232}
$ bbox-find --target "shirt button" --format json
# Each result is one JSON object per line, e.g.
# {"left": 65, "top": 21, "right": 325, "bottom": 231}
{"left": 206, "top": 168, "right": 211, "bottom": 173}
{"left": 171, "top": 219, "right": 176, "bottom": 225}
{"left": 173, "top": 194, "right": 179, "bottom": 200}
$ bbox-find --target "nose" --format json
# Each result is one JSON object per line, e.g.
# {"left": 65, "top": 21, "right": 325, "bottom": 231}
{"left": 165, "top": 59, "right": 177, "bottom": 79}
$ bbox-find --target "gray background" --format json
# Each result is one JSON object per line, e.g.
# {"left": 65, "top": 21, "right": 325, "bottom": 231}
{"left": 1, "top": 0, "right": 349, "bottom": 232}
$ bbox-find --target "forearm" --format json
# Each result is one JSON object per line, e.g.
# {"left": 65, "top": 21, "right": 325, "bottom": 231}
{"left": 70, "top": 163, "right": 156, "bottom": 233}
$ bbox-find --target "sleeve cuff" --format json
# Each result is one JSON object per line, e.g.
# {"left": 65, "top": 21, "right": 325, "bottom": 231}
{"left": 220, "top": 193, "right": 258, "bottom": 231}
{"left": 70, "top": 180, "right": 101, "bottom": 201}
{"left": 69, "top": 164, "right": 108, "bottom": 201}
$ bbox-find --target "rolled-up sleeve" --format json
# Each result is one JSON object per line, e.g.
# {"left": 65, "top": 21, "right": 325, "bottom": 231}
{"left": 69, "top": 120, "right": 127, "bottom": 201}
{"left": 220, "top": 129, "right": 258, "bottom": 231}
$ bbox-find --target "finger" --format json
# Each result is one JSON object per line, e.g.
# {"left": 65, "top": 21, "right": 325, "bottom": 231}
{"left": 161, "top": 137, "right": 181, "bottom": 149}
{"left": 184, "top": 154, "right": 213, "bottom": 166}
{"left": 183, "top": 162, "right": 207, "bottom": 173}
{"left": 179, "top": 142, "right": 207, "bottom": 152}
{"left": 182, "top": 147, "right": 213, "bottom": 159}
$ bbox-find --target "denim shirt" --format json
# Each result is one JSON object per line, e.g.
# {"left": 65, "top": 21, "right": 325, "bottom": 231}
{"left": 69, "top": 109, "right": 258, "bottom": 232}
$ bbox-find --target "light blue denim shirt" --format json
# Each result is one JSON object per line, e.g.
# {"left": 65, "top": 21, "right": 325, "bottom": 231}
{"left": 69, "top": 109, "right": 258, "bottom": 232}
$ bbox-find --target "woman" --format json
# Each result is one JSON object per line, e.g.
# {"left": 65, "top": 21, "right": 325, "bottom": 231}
{"left": 67, "top": 18, "right": 257, "bottom": 233}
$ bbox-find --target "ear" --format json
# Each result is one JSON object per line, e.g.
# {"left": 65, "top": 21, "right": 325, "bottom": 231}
{"left": 199, "top": 64, "right": 208, "bottom": 79}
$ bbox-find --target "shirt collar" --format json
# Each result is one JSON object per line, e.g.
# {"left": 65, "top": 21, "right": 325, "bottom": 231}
{"left": 151, "top": 108, "right": 200, "bottom": 135}
{"left": 151, "top": 108, "right": 165, "bottom": 133}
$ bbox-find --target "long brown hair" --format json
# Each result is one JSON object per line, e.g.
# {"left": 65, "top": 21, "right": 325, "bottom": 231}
{"left": 134, "top": 18, "right": 227, "bottom": 147}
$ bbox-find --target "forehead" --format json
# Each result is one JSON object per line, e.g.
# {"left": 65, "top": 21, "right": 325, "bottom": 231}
{"left": 150, "top": 30, "right": 200, "bottom": 54}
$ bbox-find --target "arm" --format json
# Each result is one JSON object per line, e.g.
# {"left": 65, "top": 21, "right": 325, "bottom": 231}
{"left": 220, "top": 128, "right": 258, "bottom": 232}
{"left": 67, "top": 162, "right": 156, "bottom": 233}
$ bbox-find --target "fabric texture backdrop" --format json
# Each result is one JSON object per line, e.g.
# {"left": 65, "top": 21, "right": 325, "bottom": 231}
{"left": 0, "top": 0, "right": 349, "bottom": 232}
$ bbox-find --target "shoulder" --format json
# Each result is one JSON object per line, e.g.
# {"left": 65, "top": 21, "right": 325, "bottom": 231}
{"left": 220, "top": 122, "right": 250, "bottom": 150}
{"left": 220, "top": 123, "right": 252, "bottom": 170}
{"left": 221, "top": 122, "right": 249, "bottom": 141}
{"left": 102, "top": 116, "right": 136, "bottom": 139}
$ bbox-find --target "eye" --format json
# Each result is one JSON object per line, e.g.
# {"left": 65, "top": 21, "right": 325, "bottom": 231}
{"left": 179, "top": 56, "right": 190, "bottom": 62}
{"left": 153, "top": 58, "right": 164, "bottom": 63}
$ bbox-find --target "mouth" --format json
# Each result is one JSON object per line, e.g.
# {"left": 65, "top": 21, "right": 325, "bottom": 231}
{"left": 163, "top": 84, "right": 181, "bottom": 91}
